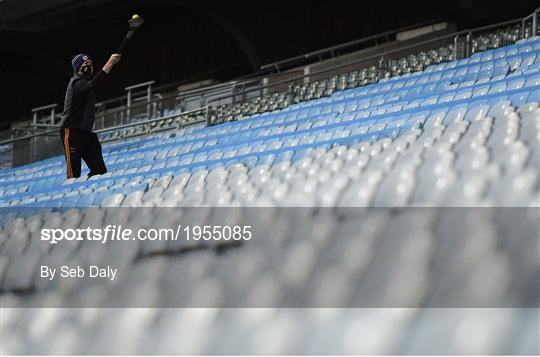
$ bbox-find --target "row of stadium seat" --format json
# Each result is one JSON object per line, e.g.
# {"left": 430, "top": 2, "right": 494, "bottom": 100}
{"left": 1, "top": 38, "right": 538, "bottom": 183}
{"left": 0, "top": 30, "right": 539, "bottom": 355}
{"left": 211, "top": 29, "right": 534, "bottom": 122}
{"left": 1, "top": 79, "right": 537, "bottom": 205}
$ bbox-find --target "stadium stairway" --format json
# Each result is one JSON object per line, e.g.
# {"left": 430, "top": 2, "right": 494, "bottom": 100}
{"left": 0, "top": 36, "right": 539, "bottom": 354}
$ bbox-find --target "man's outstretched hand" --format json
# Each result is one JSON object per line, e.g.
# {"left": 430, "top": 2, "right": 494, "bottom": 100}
{"left": 103, "top": 54, "right": 122, "bottom": 74}
{"left": 109, "top": 54, "right": 122, "bottom": 64}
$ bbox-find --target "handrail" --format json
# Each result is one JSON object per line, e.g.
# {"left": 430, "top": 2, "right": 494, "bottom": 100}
{"left": 95, "top": 78, "right": 256, "bottom": 116}
{"left": 521, "top": 7, "right": 539, "bottom": 37}
{"left": 93, "top": 77, "right": 256, "bottom": 118}
{"left": 94, "top": 63, "right": 245, "bottom": 109}
{"left": 0, "top": 107, "right": 207, "bottom": 146}
{"left": 125, "top": 80, "right": 155, "bottom": 91}
{"left": 94, "top": 107, "right": 206, "bottom": 134}
{"left": 260, "top": 19, "right": 443, "bottom": 72}
{"left": 174, "top": 79, "right": 254, "bottom": 98}
{"left": 0, "top": 129, "right": 59, "bottom": 145}
{"left": 31, "top": 103, "right": 57, "bottom": 112}
{"left": 208, "top": 15, "right": 525, "bottom": 106}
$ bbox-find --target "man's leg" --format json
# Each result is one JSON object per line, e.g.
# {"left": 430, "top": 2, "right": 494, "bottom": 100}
{"left": 60, "top": 128, "right": 82, "bottom": 178}
{"left": 81, "top": 132, "right": 107, "bottom": 177}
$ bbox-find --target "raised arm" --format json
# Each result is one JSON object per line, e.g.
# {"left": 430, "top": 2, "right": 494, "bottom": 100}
{"left": 102, "top": 53, "right": 122, "bottom": 74}
{"left": 73, "top": 54, "right": 122, "bottom": 94}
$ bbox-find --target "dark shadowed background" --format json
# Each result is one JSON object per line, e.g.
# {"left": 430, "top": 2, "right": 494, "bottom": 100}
{"left": 0, "top": 0, "right": 537, "bottom": 126}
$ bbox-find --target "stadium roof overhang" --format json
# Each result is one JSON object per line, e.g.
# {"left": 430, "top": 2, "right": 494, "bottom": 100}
{"left": 0, "top": 0, "right": 114, "bottom": 32}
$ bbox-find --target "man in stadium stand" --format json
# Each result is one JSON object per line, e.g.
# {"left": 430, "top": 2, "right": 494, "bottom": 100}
{"left": 59, "top": 53, "right": 121, "bottom": 178}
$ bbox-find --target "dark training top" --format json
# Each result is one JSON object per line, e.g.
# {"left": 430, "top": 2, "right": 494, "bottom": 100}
{"left": 60, "top": 70, "right": 106, "bottom": 131}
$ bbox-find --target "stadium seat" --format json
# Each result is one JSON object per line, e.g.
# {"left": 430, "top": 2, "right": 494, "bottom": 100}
{"left": 1, "top": 30, "right": 539, "bottom": 355}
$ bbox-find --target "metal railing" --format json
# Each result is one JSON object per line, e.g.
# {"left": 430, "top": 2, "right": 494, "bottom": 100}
{"left": 205, "top": 13, "right": 530, "bottom": 126}
{"left": 95, "top": 106, "right": 208, "bottom": 142}
{"left": 259, "top": 19, "right": 443, "bottom": 73}
{"left": 83, "top": 62, "right": 246, "bottom": 123}
{"left": 0, "top": 107, "right": 208, "bottom": 168}
{"left": 88, "top": 77, "right": 259, "bottom": 131}
{"left": 522, "top": 7, "right": 540, "bottom": 38}
{"left": 31, "top": 103, "right": 59, "bottom": 128}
